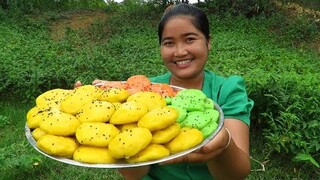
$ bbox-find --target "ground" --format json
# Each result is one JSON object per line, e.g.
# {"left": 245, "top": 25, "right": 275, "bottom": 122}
{"left": 50, "top": 10, "right": 108, "bottom": 41}
{"left": 48, "top": 1, "right": 320, "bottom": 52}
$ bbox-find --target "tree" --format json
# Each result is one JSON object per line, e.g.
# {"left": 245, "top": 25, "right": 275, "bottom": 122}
{"left": 1, "top": 0, "right": 8, "bottom": 9}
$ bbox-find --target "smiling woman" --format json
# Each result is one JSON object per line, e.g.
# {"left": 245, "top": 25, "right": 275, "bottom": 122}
{"left": 159, "top": 15, "right": 210, "bottom": 89}
{"left": 117, "top": 3, "right": 254, "bottom": 180}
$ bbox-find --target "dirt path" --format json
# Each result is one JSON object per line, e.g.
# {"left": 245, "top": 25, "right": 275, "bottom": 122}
{"left": 275, "top": 1, "right": 320, "bottom": 19}
{"left": 50, "top": 10, "right": 108, "bottom": 41}
{"left": 48, "top": 2, "right": 319, "bottom": 51}
{"left": 275, "top": 1, "right": 320, "bottom": 52}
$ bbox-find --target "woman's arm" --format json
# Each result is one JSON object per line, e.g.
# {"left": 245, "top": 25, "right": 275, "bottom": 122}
{"left": 206, "top": 119, "right": 250, "bottom": 180}
{"left": 118, "top": 166, "right": 150, "bottom": 180}
{"left": 161, "top": 118, "right": 250, "bottom": 180}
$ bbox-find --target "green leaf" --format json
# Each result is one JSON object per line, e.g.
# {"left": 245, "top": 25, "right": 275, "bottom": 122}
{"left": 293, "top": 153, "right": 319, "bottom": 168}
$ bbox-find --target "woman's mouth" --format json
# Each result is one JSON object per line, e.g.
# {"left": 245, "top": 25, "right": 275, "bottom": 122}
{"left": 175, "top": 60, "right": 192, "bottom": 65}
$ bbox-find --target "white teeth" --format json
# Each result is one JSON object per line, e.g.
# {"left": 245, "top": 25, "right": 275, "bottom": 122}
{"left": 176, "top": 60, "right": 191, "bottom": 65}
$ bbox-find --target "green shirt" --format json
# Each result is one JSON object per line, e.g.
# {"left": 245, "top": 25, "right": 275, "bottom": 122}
{"left": 142, "top": 69, "right": 254, "bottom": 180}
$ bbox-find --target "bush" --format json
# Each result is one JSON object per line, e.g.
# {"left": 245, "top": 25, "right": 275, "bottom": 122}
{"left": 268, "top": 13, "right": 320, "bottom": 43}
{"left": 248, "top": 72, "right": 320, "bottom": 168}
{"left": 198, "top": 0, "right": 277, "bottom": 17}
{"left": 207, "top": 15, "right": 320, "bottom": 168}
{"left": 0, "top": 2, "right": 319, "bottom": 169}
{"left": 4, "top": 0, "right": 106, "bottom": 13}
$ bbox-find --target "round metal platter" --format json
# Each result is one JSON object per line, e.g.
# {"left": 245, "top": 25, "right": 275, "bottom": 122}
{"left": 25, "top": 84, "right": 224, "bottom": 168}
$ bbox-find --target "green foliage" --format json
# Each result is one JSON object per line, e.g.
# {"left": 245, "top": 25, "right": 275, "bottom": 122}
{"left": 294, "top": 153, "right": 319, "bottom": 168}
{"left": 0, "top": 5, "right": 164, "bottom": 101}
{"left": 206, "top": 15, "right": 320, "bottom": 168}
{"left": 268, "top": 13, "right": 320, "bottom": 43}
{"left": 118, "top": 0, "right": 163, "bottom": 19}
{"left": 0, "top": 0, "right": 319, "bottom": 175}
{"left": 0, "top": 115, "right": 10, "bottom": 128}
{"left": 199, "top": 0, "right": 277, "bottom": 17}
{"left": 249, "top": 73, "right": 320, "bottom": 165}
{"left": 5, "top": 0, "right": 106, "bottom": 13}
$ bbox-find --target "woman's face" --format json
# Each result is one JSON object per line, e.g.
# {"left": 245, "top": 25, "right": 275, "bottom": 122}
{"left": 160, "top": 16, "right": 210, "bottom": 80}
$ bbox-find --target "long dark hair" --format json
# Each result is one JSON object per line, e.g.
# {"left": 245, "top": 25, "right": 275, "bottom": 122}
{"left": 158, "top": 3, "right": 210, "bottom": 44}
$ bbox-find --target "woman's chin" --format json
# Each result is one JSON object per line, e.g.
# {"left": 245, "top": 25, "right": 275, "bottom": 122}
{"left": 172, "top": 72, "right": 197, "bottom": 80}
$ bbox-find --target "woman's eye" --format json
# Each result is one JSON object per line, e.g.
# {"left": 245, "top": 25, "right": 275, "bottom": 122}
{"left": 186, "top": 37, "right": 195, "bottom": 43}
{"left": 163, "top": 41, "right": 173, "bottom": 46}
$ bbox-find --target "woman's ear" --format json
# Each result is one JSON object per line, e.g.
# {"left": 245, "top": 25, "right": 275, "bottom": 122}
{"left": 207, "top": 39, "right": 211, "bottom": 50}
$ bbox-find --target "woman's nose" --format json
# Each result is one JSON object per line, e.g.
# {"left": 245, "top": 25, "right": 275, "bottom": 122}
{"left": 174, "top": 43, "right": 188, "bottom": 57}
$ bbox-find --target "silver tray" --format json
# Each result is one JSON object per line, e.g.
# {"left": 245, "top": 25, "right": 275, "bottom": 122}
{"left": 25, "top": 85, "right": 224, "bottom": 168}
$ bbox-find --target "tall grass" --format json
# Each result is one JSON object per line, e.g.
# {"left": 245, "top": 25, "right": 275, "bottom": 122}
{"left": 2, "top": 0, "right": 107, "bottom": 13}
{"left": 0, "top": 0, "right": 319, "bottom": 179}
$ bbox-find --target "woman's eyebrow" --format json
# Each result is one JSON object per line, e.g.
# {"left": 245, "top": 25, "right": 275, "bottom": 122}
{"left": 161, "top": 32, "right": 199, "bottom": 42}
{"left": 161, "top": 36, "right": 173, "bottom": 42}
{"left": 183, "top": 32, "right": 199, "bottom": 37}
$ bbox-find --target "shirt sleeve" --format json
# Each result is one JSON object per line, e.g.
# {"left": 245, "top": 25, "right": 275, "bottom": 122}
{"left": 217, "top": 75, "right": 254, "bottom": 126}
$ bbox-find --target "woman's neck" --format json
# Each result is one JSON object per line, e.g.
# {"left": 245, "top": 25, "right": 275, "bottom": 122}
{"left": 170, "top": 73, "right": 204, "bottom": 90}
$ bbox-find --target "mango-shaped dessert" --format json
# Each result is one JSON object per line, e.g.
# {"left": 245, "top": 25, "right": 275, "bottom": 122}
{"left": 26, "top": 107, "right": 50, "bottom": 129}
{"left": 180, "top": 111, "right": 212, "bottom": 129}
{"left": 76, "top": 122, "right": 120, "bottom": 147}
{"left": 165, "top": 127, "right": 203, "bottom": 154}
{"left": 138, "top": 106, "right": 178, "bottom": 132}
{"left": 151, "top": 123, "right": 181, "bottom": 144}
{"left": 201, "top": 121, "right": 218, "bottom": 138}
{"left": 112, "top": 102, "right": 122, "bottom": 109}
{"left": 168, "top": 105, "right": 187, "bottom": 123}
{"left": 149, "top": 83, "right": 176, "bottom": 98}
{"left": 117, "top": 122, "right": 138, "bottom": 132}
{"left": 31, "top": 128, "right": 46, "bottom": 141}
{"left": 99, "top": 87, "right": 129, "bottom": 103}
{"left": 75, "top": 84, "right": 103, "bottom": 95}
{"left": 126, "top": 144, "right": 170, "bottom": 163}
{"left": 127, "top": 91, "right": 166, "bottom": 111}
{"left": 37, "top": 134, "right": 79, "bottom": 158}
{"left": 73, "top": 146, "right": 117, "bottom": 164}
{"left": 39, "top": 111, "right": 80, "bottom": 136}
{"left": 36, "top": 89, "right": 71, "bottom": 109}
{"left": 60, "top": 85, "right": 101, "bottom": 115}
{"left": 126, "top": 75, "right": 151, "bottom": 94}
{"left": 199, "top": 109, "right": 220, "bottom": 138}
{"left": 100, "top": 81, "right": 128, "bottom": 90}
{"left": 204, "top": 98, "right": 214, "bottom": 109}
{"left": 109, "top": 101, "right": 148, "bottom": 125}
{"left": 27, "top": 106, "right": 43, "bottom": 121}
{"left": 75, "top": 100, "right": 115, "bottom": 123}
{"left": 171, "top": 89, "right": 207, "bottom": 112}
{"left": 204, "top": 108, "right": 220, "bottom": 124}
{"left": 108, "top": 127, "right": 152, "bottom": 159}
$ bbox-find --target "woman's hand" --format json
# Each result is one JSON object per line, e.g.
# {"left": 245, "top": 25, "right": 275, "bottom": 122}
{"left": 161, "top": 119, "right": 251, "bottom": 179}
{"left": 73, "top": 79, "right": 107, "bottom": 88}
{"left": 160, "top": 127, "right": 230, "bottom": 164}
{"left": 74, "top": 81, "right": 83, "bottom": 88}
{"left": 92, "top": 79, "right": 108, "bottom": 85}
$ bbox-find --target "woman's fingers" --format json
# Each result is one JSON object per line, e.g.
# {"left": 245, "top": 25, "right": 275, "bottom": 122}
{"left": 74, "top": 79, "right": 108, "bottom": 88}
{"left": 200, "top": 128, "right": 229, "bottom": 153}
{"left": 92, "top": 79, "right": 103, "bottom": 85}
{"left": 160, "top": 148, "right": 224, "bottom": 165}
{"left": 160, "top": 128, "right": 230, "bottom": 165}
{"left": 74, "top": 81, "right": 82, "bottom": 88}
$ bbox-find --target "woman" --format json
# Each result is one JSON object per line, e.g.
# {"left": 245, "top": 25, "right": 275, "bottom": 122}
{"left": 77, "top": 3, "right": 254, "bottom": 179}
{"left": 117, "top": 4, "right": 254, "bottom": 180}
